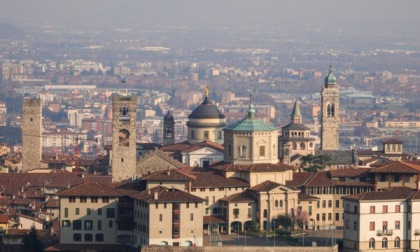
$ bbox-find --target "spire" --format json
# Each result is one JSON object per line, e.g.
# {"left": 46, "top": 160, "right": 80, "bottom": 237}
{"left": 324, "top": 65, "right": 337, "bottom": 86}
{"left": 291, "top": 98, "right": 302, "bottom": 124}
{"left": 247, "top": 93, "right": 255, "bottom": 119}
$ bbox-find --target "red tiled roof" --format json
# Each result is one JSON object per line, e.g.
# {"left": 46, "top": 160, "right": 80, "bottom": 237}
{"left": 342, "top": 187, "right": 415, "bottom": 201}
{"left": 249, "top": 180, "right": 281, "bottom": 192}
{"left": 305, "top": 171, "right": 334, "bottom": 187}
{"left": 190, "top": 172, "right": 249, "bottom": 188}
{"left": 370, "top": 161, "right": 420, "bottom": 174}
{"left": 181, "top": 140, "right": 224, "bottom": 153}
{"left": 219, "top": 191, "right": 255, "bottom": 203}
{"left": 333, "top": 181, "right": 374, "bottom": 187}
{"left": 286, "top": 172, "right": 314, "bottom": 187}
{"left": 142, "top": 168, "right": 196, "bottom": 181}
{"left": 57, "top": 180, "right": 121, "bottom": 197}
{"left": 160, "top": 141, "right": 192, "bottom": 152}
{"left": 0, "top": 214, "right": 8, "bottom": 223}
{"left": 212, "top": 161, "right": 294, "bottom": 173}
{"left": 132, "top": 186, "right": 204, "bottom": 203}
{"left": 298, "top": 193, "right": 319, "bottom": 201}
{"left": 329, "top": 168, "right": 372, "bottom": 178}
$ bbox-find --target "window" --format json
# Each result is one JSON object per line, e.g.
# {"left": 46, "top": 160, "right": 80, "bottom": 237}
{"left": 108, "top": 220, "right": 113, "bottom": 228}
{"left": 205, "top": 208, "right": 209, "bottom": 215}
{"left": 405, "top": 175, "right": 410, "bottom": 183}
{"left": 218, "top": 131, "right": 222, "bottom": 139}
{"left": 190, "top": 213, "right": 194, "bottom": 221}
{"left": 107, "top": 208, "right": 115, "bottom": 218}
{"left": 380, "top": 174, "right": 387, "bottom": 182}
{"left": 73, "top": 220, "right": 82, "bottom": 230}
{"left": 85, "top": 233, "right": 93, "bottom": 242}
{"left": 316, "top": 214, "right": 319, "bottom": 221}
{"left": 275, "top": 200, "right": 278, "bottom": 207}
{"left": 354, "top": 206, "right": 358, "bottom": 213}
{"left": 69, "top": 197, "right": 76, "bottom": 203}
{"left": 96, "top": 234, "right": 104, "bottom": 242}
{"left": 263, "top": 209, "right": 267, "bottom": 218}
{"left": 370, "top": 206, "right": 375, "bottom": 214}
{"left": 87, "top": 208, "right": 91, "bottom": 215}
{"left": 382, "top": 238, "right": 387, "bottom": 249}
{"left": 102, "top": 197, "right": 109, "bottom": 203}
{"left": 322, "top": 200, "right": 326, "bottom": 208}
{"left": 309, "top": 206, "right": 312, "bottom": 215}
{"left": 75, "top": 208, "right": 79, "bottom": 215}
{"left": 62, "top": 220, "right": 70, "bottom": 227}
{"left": 195, "top": 203, "right": 198, "bottom": 208}
{"left": 280, "top": 200, "right": 283, "bottom": 208}
{"left": 159, "top": 214, "right": 162, "bottom": 222}
{"left": 204, "top": 131, "right": 209, "bottom": 140}
{"left": 383, "top": 221, "right": 388, "bottom": 231}
{"left": 317, "top": 201, "right": 320, "bottom": 208}
{"left": 85, "top": 220, "right": 93, "bottom": 230}
{"left": 395, "top": 205, "right": 400, "bottom": 213}
{"left": 73, "top": 233, "right": 82, "bottom": 242}
{"left": 369, "top": 238, "right": 375, "bottom": 249}
{"left": 322, "top": 213, "right": 326, "bottom": 221}
{"left": 354, "top": 221, "right": 358, "bottom": 231}
{"left": 292, "top": 142, "right": 297, "bottom": 150}
{"left": 328, "top": 200, "right": 332, "bottom": 208}
{"left": 335, "top": 200, "right": 339, "bottom": 208}
{"left": 191, "top": 130, "right": 195, "bottom": 139}
{"left": 98, "top": 220, "right": 102, "bottom": 231}
{"left": 328, "top": 213, "right": 332, "bottom": 221}
{"left": 80, "top": 197, "right": 87, "bottom": 203}
{"left": 228, "top": 144, "right": 232, "bottom": 156}
{"left": 64, "top": 208, "right": 68, "bottom": 218}
{"left": 395, "top": 221, "right": 400, "bottom": 230}
{"left": 346, "top": 220, "right": 350, "bottom": 229}
{"left": 394, "top": 237, "right": 400, "bottom": 248}
{"left": 300, "top": 142, "right": 305, "bottom": 150}
{"left": 259, "top": 146, "right": 265, "bottom": 157}
{"left": 383, "top": 205, "right": 388, "bottom": 213}
{"left": 186, "top": 202, "right": 189, "bottom": 208}
{"left": 335, "top": 213, "right": 339, "bottom": 221}
{"left": 233, "top": 208, "right": 240, "bottom": 218}
{"left": 155, "top": 203, "right": 158, "bottom": 209}
{"left": 91, "top": 197, "right": 98, "bottom": 203}
{"left": 205, "top": 196, "right": 209, "bottom": 206}
{"left": 394, "top": 174, "right": 400, "bottom": 182}
{"left": 98, "top": 208, "right": 102, "bottom": 216}
{"left": 370, "top": 222, "right": 375, "bottom": 231}
{"left": 164, "top": 203, "right": 167, "bottom": 209}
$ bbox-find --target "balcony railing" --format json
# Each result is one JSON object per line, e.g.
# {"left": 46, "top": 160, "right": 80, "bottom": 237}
{"left": 377, "top": 229, "right": 393, "bottom": 236}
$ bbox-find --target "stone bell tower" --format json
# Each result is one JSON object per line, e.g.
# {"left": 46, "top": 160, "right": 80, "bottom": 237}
{"left": 111, "top": 94, "right": 137, "bottom": 182}
{"left": 22, "top": 98, "right": 43, "bottom": 171}
{"left": 321, "top": 66, "right": 340, "bottom": 150}
{"left": 163, "top": 110, "right": 175, "bottom": 146}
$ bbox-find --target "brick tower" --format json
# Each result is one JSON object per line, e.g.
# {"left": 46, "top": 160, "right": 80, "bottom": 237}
{"left": 321, "top": 66, "right": 340, "bottom": 150}
{"left": 112, "top": 95, "right": 137, "bottom": 182}
{"left": 22, "top": 98, "right": 42, "bottom": 171}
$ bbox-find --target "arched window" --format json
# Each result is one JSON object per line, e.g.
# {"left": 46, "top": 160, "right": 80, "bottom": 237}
{"left": 275, "top": 200, "right": 278, "bottom": 207}
{"left": 382, "top": 237, "right": 387, "bottom": 249}
{"left": 85, "top": 233, "right": 93, "bottom": 242}
{"left": 73, "top": 233, "right": 82, "bottom": 242}
{"left": 96, "top": 233, "right": 104, "bottom": 242}
{"left": 394, "top": 237, "right": 400, "bottom": 248}
{"left": 118, "top": 129, "right": 130, "bottom": 146}
{"left": 309, "top": 142, "right": 313, "bottom": 148}
{"left": 300, "top": 142, "right": 305, "bottom": 150}
{"left": 263, "top": 209, "right": 268, "bottom": 218}
{"left": 239, "top": 146, "right": 247, "bottom": 158}
{"left": 191, "top": 130, "right": 195, "bottom": 139}
{"left": 292, "top": 142, "right": 297, "bottom": 150}
{"left": 369, "top": 238, "right": 375, "bottom": 249}
{"left": 280, "top": 200, "right": 283, "bottom": 208}
{"left": 327, "top": 103, "right": 335, "bottom": 117}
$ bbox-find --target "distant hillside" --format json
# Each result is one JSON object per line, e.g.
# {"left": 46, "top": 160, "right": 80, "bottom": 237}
{"left": 0, "top": 23, "right": 26, "bottom": 39}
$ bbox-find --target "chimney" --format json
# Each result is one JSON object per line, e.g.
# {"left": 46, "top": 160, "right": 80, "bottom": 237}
{"left": 153, "top": 191, "right": 158, "bottom": 200}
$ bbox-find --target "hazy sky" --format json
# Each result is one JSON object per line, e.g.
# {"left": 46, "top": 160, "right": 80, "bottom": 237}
{"left": 0, "top": 0, "right": 419, "bottom": 34}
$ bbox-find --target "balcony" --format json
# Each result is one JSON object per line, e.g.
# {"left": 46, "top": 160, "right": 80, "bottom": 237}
{"left": 377, "top": 229, "right": 393, "bottom": 236}
{"left": 414, "top": 229, "right": 420, "bottom": 235}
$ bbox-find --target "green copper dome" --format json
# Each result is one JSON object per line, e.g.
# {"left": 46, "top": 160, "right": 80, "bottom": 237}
{"left": 324, "top": 66, "right": 336, "bottom": 85}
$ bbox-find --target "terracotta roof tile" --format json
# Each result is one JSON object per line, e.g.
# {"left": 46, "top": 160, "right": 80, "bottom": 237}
{"left": 342, "top": 187, "right": 415, "bottom": 201}
{"left": 212, "top": 161, "right": 294, "bottom": 173}
{"left": 190, "top": 171, "right": 249, "bottom": 188}
{"left": 219, "top": 191, "right": 255, "bottom": 203}
{"left": 142, "top": 169, "right": 196, "bottom": 181}
{"left": 286, "top": 172, "right": 314, "bottom": 187}
{"left": 57, "top": 180, "right": 121, "bottom": 197}
{"left": 305, "top": 171, "right": 334, "bottom": 187}
{"left": 249, "top": 180, "right": 281, "bottom": 192}
{"left": 370, "top": 161, "right": 420, "bottom": 174}
{"left": 132, "top": 186, "right": 204, "bottom": 203}
{"left": 181, "top": 140, "right": 224, "bottom": 153}
{"left": 298, "top": 193, "right": 320, "bottom": 201}
{"left": 329, "top": 168, "right": 372, "bottom": 178}
{"left": 0, "top": 214, "right": 8, "bottom": 223}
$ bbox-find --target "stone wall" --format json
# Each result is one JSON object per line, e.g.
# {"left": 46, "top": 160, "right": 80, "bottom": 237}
{"left": 141, "top": 245, "right": 338, "bottom": 252}
{"left": 22, "top": 98, "right": 42, "bottom": 171}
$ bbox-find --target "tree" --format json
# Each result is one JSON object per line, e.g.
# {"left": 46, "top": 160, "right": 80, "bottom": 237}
{"left": 300, "top": 154, "right": 332, "bottom": 172}
{"left": 21, "top": 224, "right": 44, "bottom": 252}
{"left": 274, "top": 214, "right": 293, "bottom": 231}
{"left": 294, "top": 208, "right": 309, "bottom": 229}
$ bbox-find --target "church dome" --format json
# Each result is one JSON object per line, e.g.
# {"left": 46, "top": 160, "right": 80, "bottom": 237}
{"left": 324, "top": 66, "right": 336, "bottom": 85}
{"left": 188, "top": 97, "right": 226, "bottom": 119}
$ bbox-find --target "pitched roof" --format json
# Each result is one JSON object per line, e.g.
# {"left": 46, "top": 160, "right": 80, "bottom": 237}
{"left": 329, "top": 168, "right": 372, "bottom": 178}
{"left": 249, "top": 180, "right": 281, "bottom": 192}
{"left": 132, "top": 186, "right": 204, "bottom": 203}
{"left": 181, "top": 140, "right": 224, "bottom": 154}
{"left": 342, "top": 187, "right": 415, "bottom": 201}
{"left": 285, "top": 172, "right": 314, "bottom": 187}
{"left": 160, "top": 141, "right": 192, "bottom": 152}
{"left": 223, "top": 117, "right": 277, "bottom": 132}
{"left": 219, "top": 191, "right": 255, "bottom": 203}
{"left": 190, "top": 171, "right": 249, "bottom": 188}
{"left": 298, "top": 193, "right": 319, "bottom": 201}
{"left": 370, "top": 161, "right": 420, "bottom": 174}
{"left": 142, "top": 169, "right": 196, "bottom": 181}
{"left": 305, "top": 171, "right": 334, "bottom": 187}
{"left": 281, "top": 123, "right": 310, "bottom": 131}
{"left": 57, "top": 180, "right": 121, "bottom": 197}
{"left": 0, "top": 214, "right": 8, "bottom": 223}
